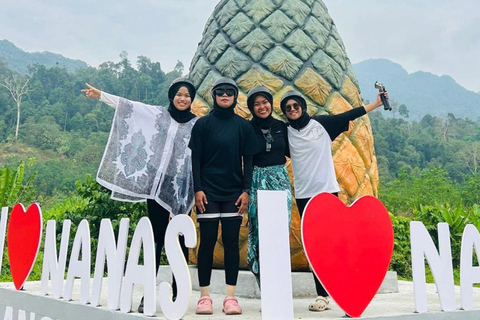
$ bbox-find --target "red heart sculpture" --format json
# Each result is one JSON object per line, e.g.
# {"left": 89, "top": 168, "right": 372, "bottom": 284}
{"left": 7, "top": 203, "right": 43, "bottom": 290}
{"left": 302, "top": 193, "right": 394, "bottom": 318}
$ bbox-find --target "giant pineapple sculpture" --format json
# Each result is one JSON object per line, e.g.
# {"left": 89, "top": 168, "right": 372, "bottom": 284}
{"left": 188, "top": 0, "right": 379, "bottom": 271}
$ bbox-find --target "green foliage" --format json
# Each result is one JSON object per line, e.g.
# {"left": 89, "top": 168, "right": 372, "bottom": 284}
{"left": 412, "top": 203, "right": 480, "bottom": 270}
{"left": 389, "top": 213, "right": 412, "bottom": 279}
{"left": 372, "top": 110, "right": 480, "bottom": 215}
{"left": 0, "top": 161, "right": 36, "bottom": 208}
{"left": 389, "top": 203, "right": 480, "bottom": 281}
{"left": 380, "top": 167, "right": 461, "bottom": 215}
{"left": 43, "top": 194, "right": 89, "bottom": 221}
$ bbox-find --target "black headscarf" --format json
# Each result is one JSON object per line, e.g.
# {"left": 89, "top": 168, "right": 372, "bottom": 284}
{"left": 167, "top": 80, "right": 196, "bottom": 123}
{"left": 210, "top": 78, "right": 238, "bottom": 119}
{"left": 248, "top": 92, "right": 274, "bottom": 130}
{"left": 280, "top": 91, "right": 311, "bottom": 130}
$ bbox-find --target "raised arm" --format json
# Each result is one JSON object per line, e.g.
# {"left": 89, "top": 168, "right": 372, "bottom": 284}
{"left": 81, "top": 83, "right": 119, "bottom": 109}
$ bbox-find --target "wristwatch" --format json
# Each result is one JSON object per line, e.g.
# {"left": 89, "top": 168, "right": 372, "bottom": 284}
{"left": 242, "top": 188, "right": 251, "bottom": 194}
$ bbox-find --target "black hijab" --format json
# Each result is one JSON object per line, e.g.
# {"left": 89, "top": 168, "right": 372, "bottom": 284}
{"left": 248, "top": 92, "right": 274, "bottom": 131}
{"left": 280, "top": 93, "right": 310, "bottom": 130}
{"left": 167, "top": 81, "right": 196, "bottom": 123}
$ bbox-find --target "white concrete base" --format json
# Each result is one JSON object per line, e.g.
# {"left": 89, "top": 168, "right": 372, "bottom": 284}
{"left": 0, "top": 276, "right": 479, "bottom": 320}
{"left": 157, "top": 266, "right": 399, "bottom": 298}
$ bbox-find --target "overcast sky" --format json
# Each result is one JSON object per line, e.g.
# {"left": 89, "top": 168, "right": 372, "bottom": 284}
{"left": 1, "top": 0, "right": 479, "bottom": 92}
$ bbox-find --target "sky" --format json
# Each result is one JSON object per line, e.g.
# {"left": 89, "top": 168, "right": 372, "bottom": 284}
{"left": 0, "top": 0, "right": 479, "bottom": 92}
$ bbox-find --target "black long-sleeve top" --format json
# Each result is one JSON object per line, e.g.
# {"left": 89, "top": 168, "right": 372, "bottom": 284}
{"left": 188, "top": 113, "right": 259, "bottom": 201}
{"left": 250, "top": 118, "right": 290, "bottom": 167}
{"left": 312, "top": 107, "right": 367, "bottom": 140}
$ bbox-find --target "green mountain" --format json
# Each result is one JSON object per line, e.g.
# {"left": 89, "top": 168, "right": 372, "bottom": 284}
{"left": 353, "top": 59, "right": 480, "bottom": 120}
{"left": 0, "top": 39, "right": 88, "bottom": 73}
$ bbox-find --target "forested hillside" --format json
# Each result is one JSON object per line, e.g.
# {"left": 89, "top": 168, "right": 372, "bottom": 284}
{"left": 370, "top": 110, "right": 480, "bottom": 213}
{"left": 0, "top": 51, "right": 184, "bottom": 200}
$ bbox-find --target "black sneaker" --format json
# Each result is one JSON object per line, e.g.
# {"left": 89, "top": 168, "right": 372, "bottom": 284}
{"left": 138, "top": 296, "right": 144, "bottom": 313}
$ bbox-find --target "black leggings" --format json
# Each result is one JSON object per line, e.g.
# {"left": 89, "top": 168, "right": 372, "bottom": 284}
{"left": 147, "top": 199, "right": 189, "bottom": 298}
{"left": 296, "top": 194, "right": 338, "bottom": 298}
{"left": 197, "top": 218, "right": 242, "bottom": 287}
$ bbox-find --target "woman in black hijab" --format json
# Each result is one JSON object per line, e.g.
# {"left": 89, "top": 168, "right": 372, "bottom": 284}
{"left": 245, "top": 86, "right": 292, "bottom": 288}
{"left": 83, "top": 77, "right": 197, "bottom": 312}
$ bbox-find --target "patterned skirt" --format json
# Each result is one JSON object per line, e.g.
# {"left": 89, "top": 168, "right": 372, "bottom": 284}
{"left": 247, "top": 164, "right": 292, "bottom": 287}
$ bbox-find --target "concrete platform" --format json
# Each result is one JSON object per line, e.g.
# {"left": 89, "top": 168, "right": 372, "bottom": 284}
{"left": 0, "top": 269, "right": 479, "bottom": 320}
{"left": 156, "top": 266, "right": 399, "bottom": 298}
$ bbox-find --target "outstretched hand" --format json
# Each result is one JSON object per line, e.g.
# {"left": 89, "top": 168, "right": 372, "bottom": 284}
{"left": 81, "top": 83, "right": 101, "bottom": 99}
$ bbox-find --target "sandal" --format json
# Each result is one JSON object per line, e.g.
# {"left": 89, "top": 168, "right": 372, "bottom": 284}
{"left": 196, "top": 296, "right": 213, "bottom": 315}
{"left": 309, "top": 296, "right": 331, "bottom": 312}
{"left": 223, "top": 296, "right": 242, "bottom": 315}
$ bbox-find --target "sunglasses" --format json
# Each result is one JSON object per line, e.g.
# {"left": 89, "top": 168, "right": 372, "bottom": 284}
{"left": 214, "top": 88, "right": 236, "bottom": 97}
{"left": 286, "top": 103, "right": 301, "bottom": 112}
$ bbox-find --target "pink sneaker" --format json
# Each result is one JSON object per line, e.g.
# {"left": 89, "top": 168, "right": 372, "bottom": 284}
{"left": 223, "top": 296, "right": 242, "bottom": 315}
{"left": 196, "top": 296, "right": 213, "bottom": 315}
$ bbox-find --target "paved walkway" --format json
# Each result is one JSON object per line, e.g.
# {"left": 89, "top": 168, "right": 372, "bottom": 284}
{"left": 1, "top": 277, "right": 479, "bottom": 319}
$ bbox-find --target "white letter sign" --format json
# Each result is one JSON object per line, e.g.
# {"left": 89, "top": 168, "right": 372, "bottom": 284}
{"left": 460, "top": 224, "right": 480, "bottom": 310}
{"left": 91, "top": 218, "right": 129, "bottom": 310}
{"left": 64, "top": 219, "right": 91, "bottom": 304}
{"left": 411, "top": 221, "right": 455, "bottom": 313}
{"left": 159, "top": 215, "right": 197, "bottom": 320}
{"left": 258, "top": 190, "right": 294, "bottom": 320}
{"left": 120, "top": 216, "right": 156, "bottom": 316}
{"left": 40, "top": 220, "right": 71, "bottom": 298}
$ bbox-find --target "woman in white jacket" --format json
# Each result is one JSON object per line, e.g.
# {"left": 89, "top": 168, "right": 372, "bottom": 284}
{"left": 82, "top": 77, "right": 197, "bottom": 312}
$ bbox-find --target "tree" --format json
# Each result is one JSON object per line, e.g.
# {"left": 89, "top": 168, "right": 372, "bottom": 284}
{"left": 0, "top": 74, "right": 30, "bottom": 139}
{"left": 398, "top": 104, "right": 409, "bottom": 119}
{"left": 459, "top": 142, "right": 480, "bottom": 174}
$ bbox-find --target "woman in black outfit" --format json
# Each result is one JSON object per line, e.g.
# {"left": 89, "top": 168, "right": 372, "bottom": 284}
{"left": 188, "top": 77, "right": 259, "bottom": 315}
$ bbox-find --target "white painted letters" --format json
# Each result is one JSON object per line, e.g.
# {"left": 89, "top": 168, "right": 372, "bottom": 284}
{"left": 91, "top": 218, "right": 129, "bottom": 309}
{"left": 16, "top": 310, "right": 35, "bottom": 320}
{"left": 258, "top": 190, "right": 294, "bottom": 320}
{"left": 120, "top": 216, "right": 156, "bottom": 316}
{"left": 159, "top": 215, "right": 197, "bottom": 320}
{"left": 64, "top": 219, "right": 91, "bottom": 304}
{"left": 40, "top": 220, "right": 71, "bottom": 298}
{"left": 411, "top": 221, "right": 455, "bottom": 312}
{"left": 460, "top": 224, "right": 480, "bottom": 310}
